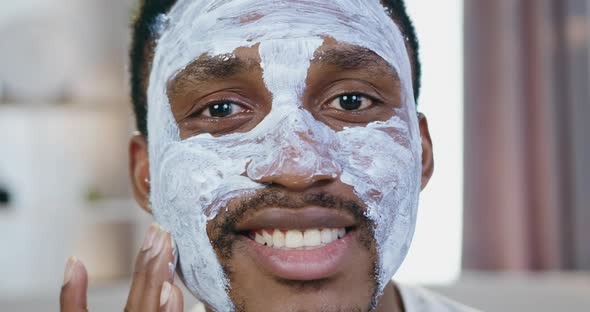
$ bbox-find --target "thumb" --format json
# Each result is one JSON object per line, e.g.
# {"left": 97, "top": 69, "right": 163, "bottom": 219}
{"left": 60, "top": 257, "right": 89, "bottom": 312}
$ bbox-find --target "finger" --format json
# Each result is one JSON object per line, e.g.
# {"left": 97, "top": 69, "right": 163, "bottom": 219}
{"left": 60, "top": 257, "right": 88, "bottom": 312}
{"left": 126, "top": 223, "right": 176, "bottom": 312}
{"left": 159, "top": 281, "right": 184, "bottom": 312}
{"left": 140, "top": 226, "right": 176, "bottom": 311}
{"left": 125, "top": 223, "right": 160, "bottom": 311}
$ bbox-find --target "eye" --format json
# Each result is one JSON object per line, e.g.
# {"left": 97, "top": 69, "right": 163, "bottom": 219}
{"left": 327, "top": 94, "right": 374, "bottom": 111}
{"left": 201, "top": 102, "right": 246, "bottom": 118}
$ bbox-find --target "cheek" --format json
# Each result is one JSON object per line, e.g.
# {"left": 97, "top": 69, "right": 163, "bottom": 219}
{"left": 336, "top": 123, "right": 419, "bottom": 234}
{"left": 334, "top": 118, "right": 422, "bottom": 291}
{"left": 155, "top": 139, "right": 262, "bottom": 219}
{"left": 150, "top": 139, "right": 263, "bottom": 310}
{"left": 335, "top": 121, "right": 418, "bottom": 213}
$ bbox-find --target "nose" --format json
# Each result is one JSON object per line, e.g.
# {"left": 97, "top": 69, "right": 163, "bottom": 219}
{"left": 251, "top": 144, "right": 340, "bottom": 191}
{"left": 246, "top": 111, "right": 341, "bottom": 191}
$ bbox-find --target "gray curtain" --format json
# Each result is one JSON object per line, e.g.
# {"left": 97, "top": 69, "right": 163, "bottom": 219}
{"left": 463, "top": 0, "right": 590, "bottom": 270}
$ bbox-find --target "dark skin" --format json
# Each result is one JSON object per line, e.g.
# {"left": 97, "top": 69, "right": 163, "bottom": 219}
{"left": 60, "top": 38, "right": 433, "bottom": 312}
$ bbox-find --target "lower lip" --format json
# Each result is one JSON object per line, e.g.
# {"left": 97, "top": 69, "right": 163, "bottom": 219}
{"left": 241, "top": 231, "right": 354, "bottom": 281}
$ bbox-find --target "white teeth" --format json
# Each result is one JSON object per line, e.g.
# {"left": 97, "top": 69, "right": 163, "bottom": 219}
{"left": 338, "top": 228, "right": 346, "bottom": 239}
{"left": 273, "top": 230, "right": 285, "bottom": 248}
{"left": 303, "top": 229, "right": 321, "bottom": 247}
{"left": 285, "top": 230, "right": 304, "bottom": 248}
{"left": 331, "top": 229, "right": 339, "bottom": 241}
{"left": 262, "top": 230, "right": 273, "bottom": 247}
{"left": 255, "top": 232, "right": 265, "bottom": 245}
{"left": 320, "top": 228, "right": 333, "bottom": 244}
{"left": 254, "top": 228, "right": 347, "bottom": 249}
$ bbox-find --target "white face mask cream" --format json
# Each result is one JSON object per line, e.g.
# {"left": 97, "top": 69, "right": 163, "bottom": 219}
{"left": 147, "top": 1, "right": 422, "bottom": 311}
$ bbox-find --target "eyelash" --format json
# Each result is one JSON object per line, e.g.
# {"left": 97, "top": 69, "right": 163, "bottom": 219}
{"left": 191, "top": 90, "right": 382, "bottom": 120}
{"left": 193, "top": 97, "right": 248, "bottom": 118}
{"left": 325, "top": 92, "right": 383, "bottom": 110}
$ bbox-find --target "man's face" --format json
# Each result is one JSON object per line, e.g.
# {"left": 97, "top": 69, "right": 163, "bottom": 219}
{"left": 136, "top": 1, "right": 432, "bottom": 311}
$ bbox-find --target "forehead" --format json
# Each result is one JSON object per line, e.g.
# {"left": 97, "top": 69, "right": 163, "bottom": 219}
{"left": 166, "top": 0, "right": 391, "bottom": 37}
{"left": 153, "top": 0, "right": 411, "bottom": 84}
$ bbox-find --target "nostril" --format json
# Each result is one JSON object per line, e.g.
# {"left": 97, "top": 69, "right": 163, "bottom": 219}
{"left": 257, "top": 173, "right": 338, "bottom": 192}
{"left": 0, "top": 187, "right": 10, "bottom": 207}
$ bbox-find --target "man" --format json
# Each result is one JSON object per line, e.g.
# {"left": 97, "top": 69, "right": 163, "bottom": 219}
{"left": 61, "top": 0, "right": 475, "bottom": 311}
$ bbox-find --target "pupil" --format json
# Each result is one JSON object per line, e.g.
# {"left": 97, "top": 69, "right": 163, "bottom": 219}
{"left": 209, "top": 103, "right": 233, "bottom": 117}
{"left": 339, "top": 94, "right": 363, "bottom": 110}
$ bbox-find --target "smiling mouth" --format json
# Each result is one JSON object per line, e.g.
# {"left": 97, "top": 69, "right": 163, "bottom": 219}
{"left": 232, "top": 206, "right": 359, "bottom": 281}
{"left": 246, "top": 227, "right": 352, "bottom": 249}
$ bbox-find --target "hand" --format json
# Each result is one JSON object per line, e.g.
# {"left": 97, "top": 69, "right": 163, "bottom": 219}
{"left": 60, "top": 223, "right": 183, "bottom": 312}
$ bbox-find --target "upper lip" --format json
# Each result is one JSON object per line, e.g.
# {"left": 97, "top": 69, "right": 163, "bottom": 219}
{"left": 234, "top": 206, "right": 357, "bottom": 232}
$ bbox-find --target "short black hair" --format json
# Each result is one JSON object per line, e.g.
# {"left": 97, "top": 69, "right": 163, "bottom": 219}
{"left": 130, "top": 0, "right": 421, "bottom": 135}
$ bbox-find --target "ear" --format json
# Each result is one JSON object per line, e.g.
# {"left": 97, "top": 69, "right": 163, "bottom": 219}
{"left": 129, "top": 134, "right": 152, "bottom": 214}
{"left": 418, "top": 113, "right": 434, "bottom": 190}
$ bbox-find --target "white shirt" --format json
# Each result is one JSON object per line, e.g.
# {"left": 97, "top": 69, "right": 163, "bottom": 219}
{"left": 398, "top": 284, "right": 481, "bottom": 312}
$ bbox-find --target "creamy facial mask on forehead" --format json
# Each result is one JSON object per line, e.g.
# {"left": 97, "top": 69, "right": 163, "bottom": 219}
{"left": 147, "top": 0, "right": 422, "bottom": 310}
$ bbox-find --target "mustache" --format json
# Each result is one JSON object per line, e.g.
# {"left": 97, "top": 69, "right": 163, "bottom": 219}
{"left": 209, "top": 187, "right": 374, "bottom": 257}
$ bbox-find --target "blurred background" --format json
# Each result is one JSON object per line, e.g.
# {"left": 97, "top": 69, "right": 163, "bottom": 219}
{"left": 0, "top": 0, "right": 588, "bottom": 311}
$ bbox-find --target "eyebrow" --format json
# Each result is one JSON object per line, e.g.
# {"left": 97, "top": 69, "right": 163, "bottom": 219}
{"left": 314, "top": 46, "right": 394, "bottom": 73}
{"left": 312, "top": 45, "right": 401, "bottom": 84}
{"left": 169, "top": 53, "right": 259, "bottom": 93}
{"left": 169, "top": 46, "right": 399, "bottom": 93}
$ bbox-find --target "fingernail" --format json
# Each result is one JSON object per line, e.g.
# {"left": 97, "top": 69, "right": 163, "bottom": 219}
{"left": 168, "top": 261, "right": 176, "bottom": 281}
{"left": 169, "top": 235, "right": 177, "bottom": 281}
{"left": 170, "top": 235, "right": 177, "bottom": 260}
{"left": 148, "top": 225, "right": 168, "bottom": 259}
{"left": 141, "top": 223, "right": 159, "bottom": 251}
{"left": 63, "top": 256, "right": 77, "bottom": 286}
{"left": 160, "top": 281, "right": 172, "bottom": 307}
